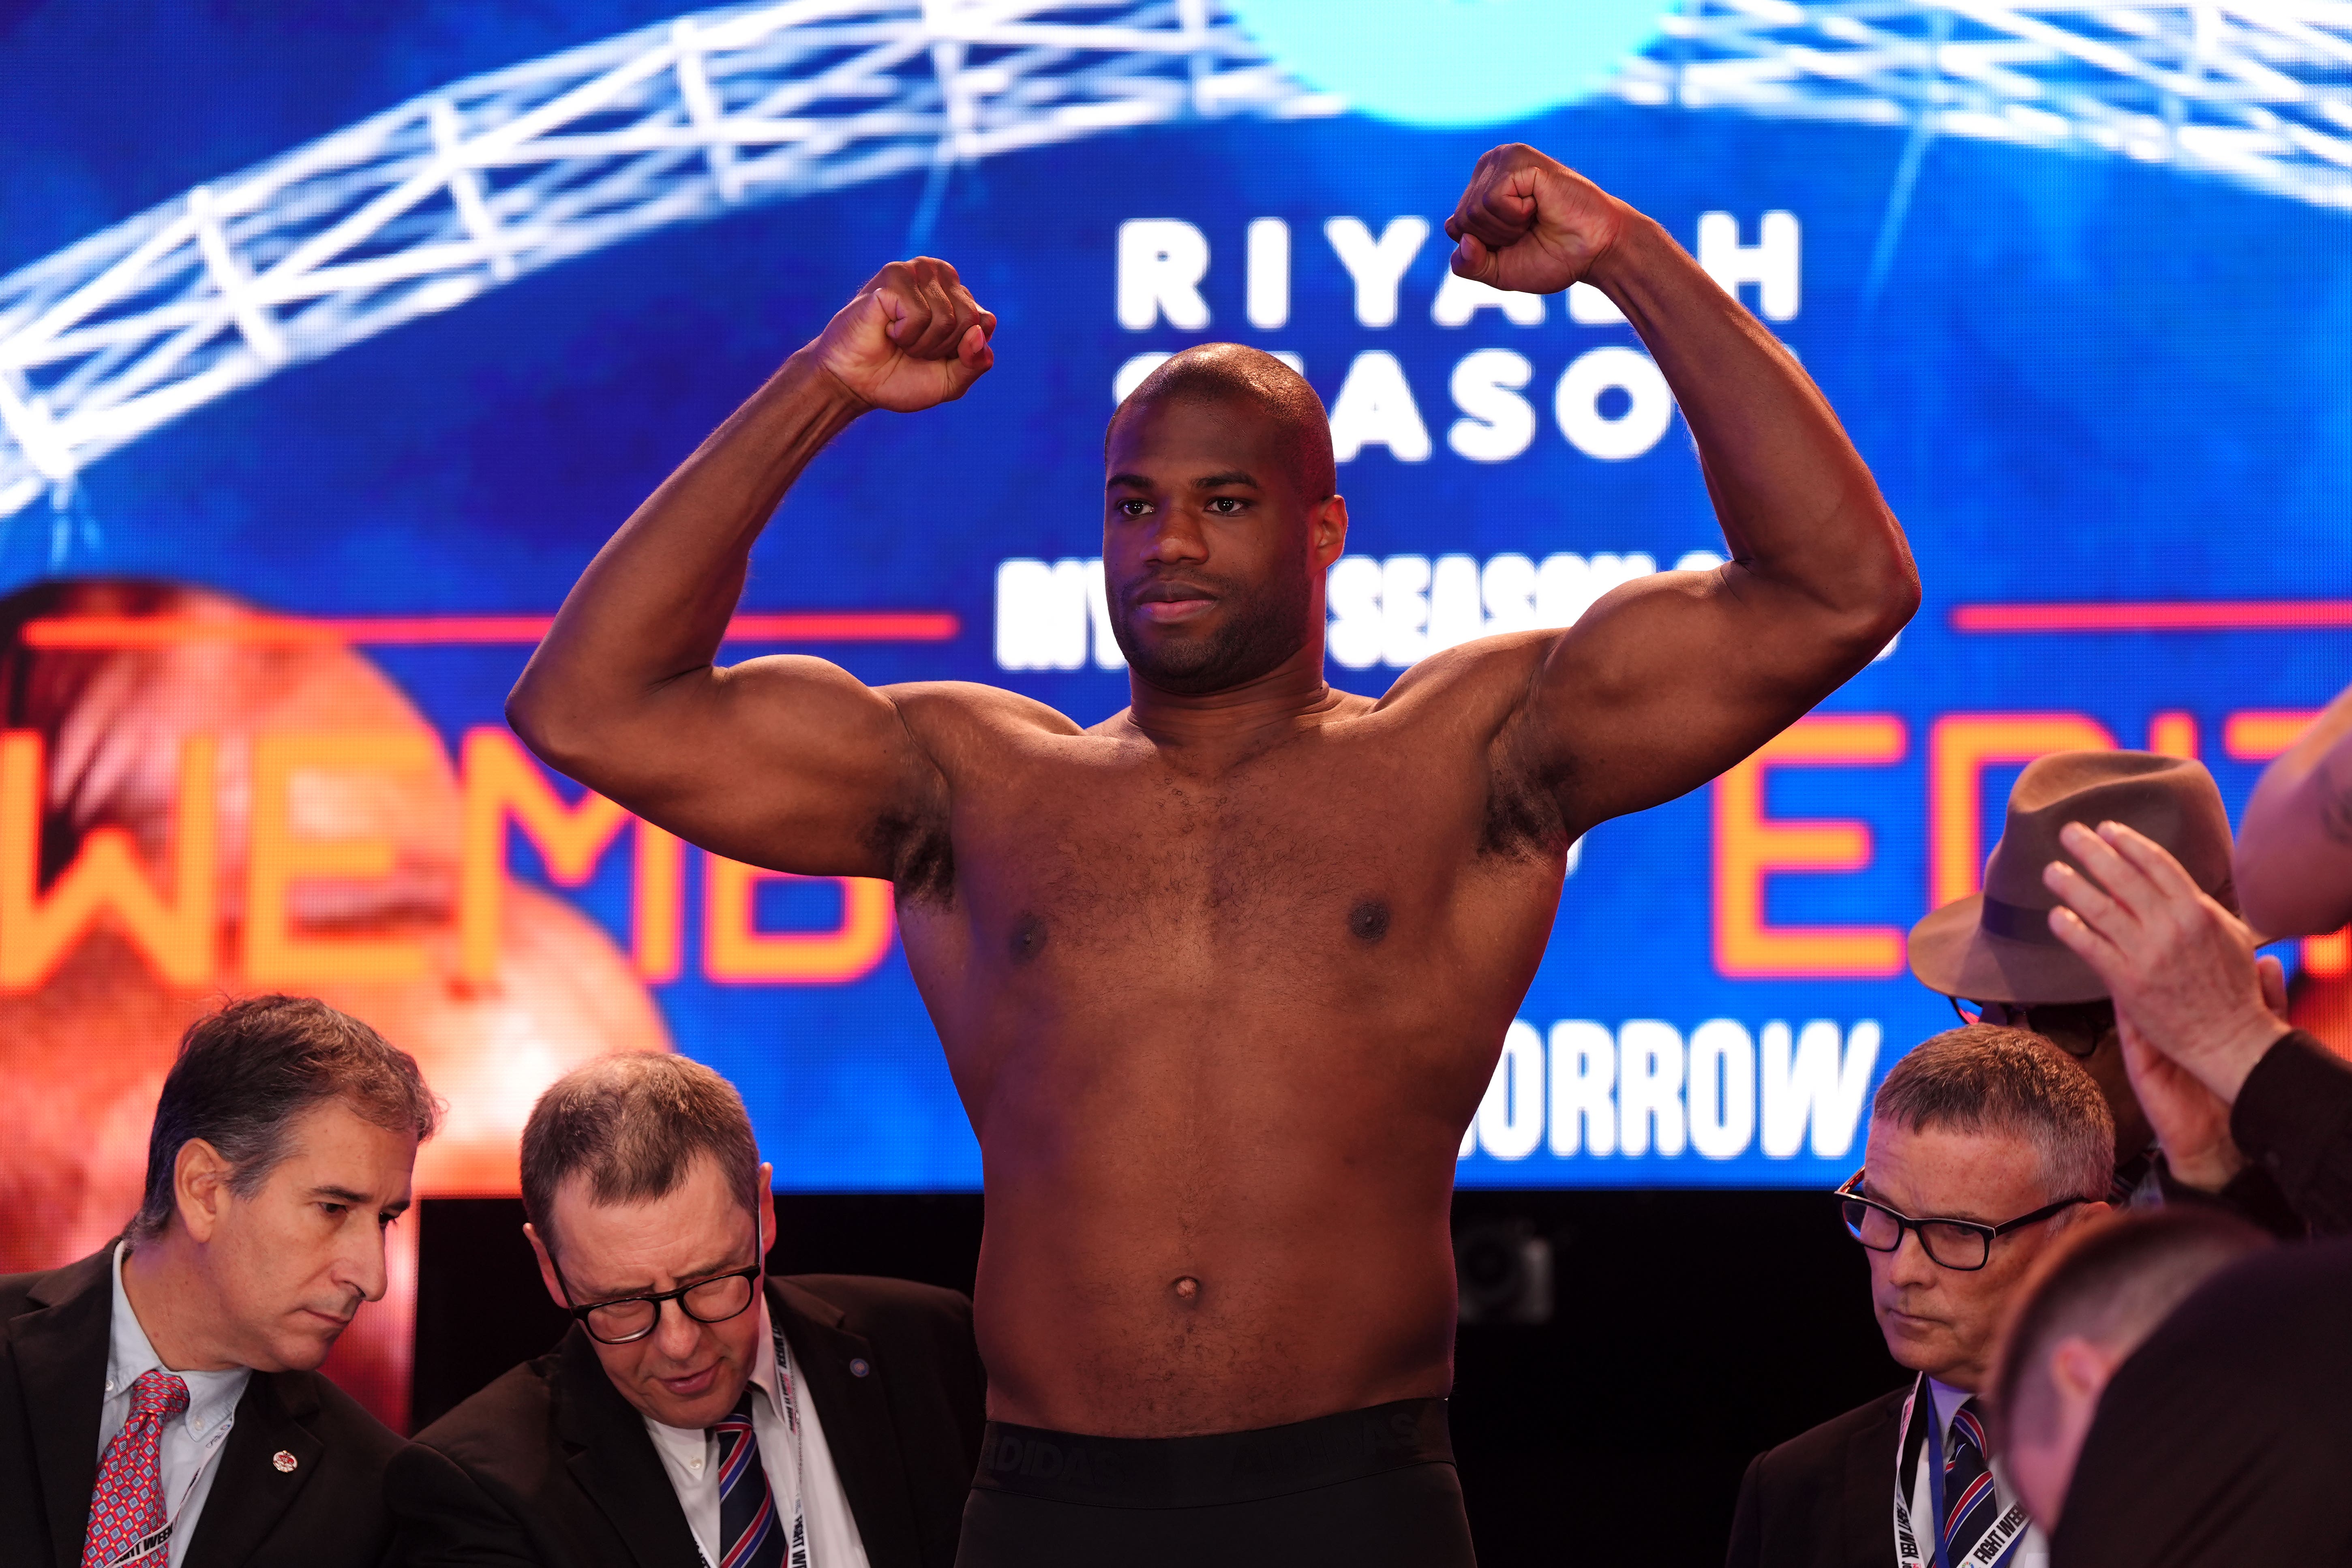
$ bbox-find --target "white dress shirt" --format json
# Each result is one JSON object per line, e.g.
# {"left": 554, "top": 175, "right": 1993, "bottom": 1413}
{"left": 1911, "top": 1377, "right": 2048, "bottom": 1568}
{"left": 642, "top": 1299, "right": 870, "bottom": 1568}
{"left": 98, "top": 1242, "right": 252, "bottom": 1568}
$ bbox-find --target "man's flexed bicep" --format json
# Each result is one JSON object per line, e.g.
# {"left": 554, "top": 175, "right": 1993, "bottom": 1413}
{"left": 1518, "top": 542, "right": 1903, "bottom": 829}
{"left": 521, "top": 649, "right": 947, "bottom": 878}
{"left": 508, "top": 255, "right": 995, "bottom": 877}
{"left": 1446, "top": 143, "right": 1917, "bottom": 829}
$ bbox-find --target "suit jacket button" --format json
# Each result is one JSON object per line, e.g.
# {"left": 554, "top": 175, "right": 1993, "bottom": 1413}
{"left": 272, "top": 1450, "right": 298, "bottom": 1473}
{"left": 848, "top": 1358, "right": 871, "bottom": 1378}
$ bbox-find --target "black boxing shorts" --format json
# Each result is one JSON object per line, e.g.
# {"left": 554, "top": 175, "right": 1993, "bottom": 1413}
{"left": 952, "top": 1397, "right": 1477, "bottom": 1566}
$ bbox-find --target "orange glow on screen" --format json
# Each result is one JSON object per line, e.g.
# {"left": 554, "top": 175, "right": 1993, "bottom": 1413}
{"left": 1927, "top": 714, "right": 2118, "bottom": 909}
{"left": 1713, "top": 715, "right": 1908, "bottom": 978}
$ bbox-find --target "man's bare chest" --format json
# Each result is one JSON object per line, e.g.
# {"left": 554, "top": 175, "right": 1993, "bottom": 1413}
{"left": 922, "top": 730, "right": 1559, "bottom": 975}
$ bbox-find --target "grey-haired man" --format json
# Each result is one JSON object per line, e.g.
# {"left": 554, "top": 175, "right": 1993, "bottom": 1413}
{"left": 0, "top": 994, "right": 439, "bottom": 1568}
{"left": 1727, "top": 1024, "right": 2113, "bottom": 1568}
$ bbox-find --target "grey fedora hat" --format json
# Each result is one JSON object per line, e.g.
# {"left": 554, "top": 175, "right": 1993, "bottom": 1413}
{"left": 1908, "top": 751, "right": 2236, "bottom": 1005}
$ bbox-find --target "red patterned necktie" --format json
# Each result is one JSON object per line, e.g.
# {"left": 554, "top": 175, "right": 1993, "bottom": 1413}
{"left": 83, "top": 1368, "right": 189, "bottom": 1568}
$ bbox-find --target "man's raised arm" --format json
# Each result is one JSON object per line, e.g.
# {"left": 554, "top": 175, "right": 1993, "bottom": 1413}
{"left": 507, "top": 258, "right": 994, "bottom": 875}
{"left": 2234, "top": 681, "right": 2352, "bottom": 938}
{"left": 1444, "top": 144, "right": 1919, "bottom": 829}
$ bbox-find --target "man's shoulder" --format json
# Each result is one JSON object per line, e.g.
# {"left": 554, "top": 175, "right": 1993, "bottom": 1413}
{"left": 0, "top": 1268, "right": 43, "bottom": 1319}
{"left": 1749, "top": 1385, "right": 1910, "bottom": 1483}
{"left": 274, "top": 1367, "right": 407, "bottom": 1469}
{"left": 883, "top": 679, "right": 1086, "bottom": 745}
{"left": 776, "top": 1272, "right": 973, "bottom": 1337}
{"left": 0, "top": 1244, "right": 116, "bottom": 1320}
{"left": 1730, "top": 1386, "right": 1910, "bottom": 1568}
{"left": 405, "top": 1350, "right": 567, "bottom": 1475}
{"left": 1371, "top": 628, "right": 1558, "bottom": 714}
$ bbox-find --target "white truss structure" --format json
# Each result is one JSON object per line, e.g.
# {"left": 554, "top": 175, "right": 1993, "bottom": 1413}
{"left": 3, "top": 0, "right": 2350, "bottom": 520}
{"left": 1619, "top": 0, "right": 2352, "bottom": 208}
{"left": 0, "top": 0, "right": 1339, "bottom": 521}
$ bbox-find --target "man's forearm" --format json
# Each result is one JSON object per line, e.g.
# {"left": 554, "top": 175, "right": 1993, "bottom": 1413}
{"left": 1585, "top": 215, "right": 1913, "bottom": 631}
{"left": 507, "top": 350, "right": 866, "bottom": 763}
{"left": 2230, "top": 1030, "right": 2352, "bottom": 1236}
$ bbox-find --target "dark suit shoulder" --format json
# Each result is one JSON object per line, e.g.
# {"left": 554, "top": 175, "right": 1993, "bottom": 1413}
{"left": 0, "top": 1245, "right": 117, "bottom": 1318}
{"left": 408, "top": 1350, "right": 563, "bottom": 1473}
{"left": 1727, "top": 1387, "right": 1909, "bottom": 1568}
{"left": 1750, "top": 1386, "right": 1909, "bottom": 1480}
{"left": 0, "top": 1269, "right": 41, "bottom": 1317}
{"left": 780, "top": 1274, "right": 973, "bottom": 1328}
{"left": 778, "top": 1275, "right": 976, "bottom": 1371}
{"left": 286, "top": 1367, "right": 405, "bottom": 1469}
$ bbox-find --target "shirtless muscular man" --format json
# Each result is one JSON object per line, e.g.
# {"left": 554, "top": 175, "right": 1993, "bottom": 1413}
{"left": 508, "top": 144, "right": 1919, "bottom": 1564}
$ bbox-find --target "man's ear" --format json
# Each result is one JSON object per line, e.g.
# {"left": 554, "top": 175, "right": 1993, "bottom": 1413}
{"left": 173, "top": 1139, "right": 233, "bottom": 1245}
{"left": 2048, "top": 1334, "right": 2121, "bottom": 1405}
{"left": 1311, "top": 494, "right": 1350, "bottom": 567}
{"left": 756, "top": 1164, "right": 777, "bottom": 1264}
{"left": 524, "top": 1222, "right": 567, "bottom": 1310}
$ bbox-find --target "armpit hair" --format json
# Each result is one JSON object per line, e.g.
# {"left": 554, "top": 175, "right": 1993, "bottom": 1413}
{"left": 872, "top": 808, "right": 955, "bottom": 908}
{"left": 1481, "top": 720, "right": 1577, "bottom": 861}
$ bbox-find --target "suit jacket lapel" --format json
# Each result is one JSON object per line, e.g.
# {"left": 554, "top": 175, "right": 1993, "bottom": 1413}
{"left": 6, "top": 1246, "right": 117, "bottom": 1568}
{"left": 1859, "top": 1379, "right": 1923, "bottom": 1566}
{"left": 772, "top": 1281, "right": 923, "bottom": 1568}
{"left": 551, "top": 1328, "right": 703, "bottom": 1568}
{"left": 182, "top": 1371, "right": 321, "bottom": 1568}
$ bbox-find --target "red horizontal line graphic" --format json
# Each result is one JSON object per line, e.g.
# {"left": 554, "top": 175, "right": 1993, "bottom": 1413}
{"left": 1954, "top": 601, "right": 2352, "bottom": 633}
{"left": 20, "top": 611, "right": 961, "bottom": 648}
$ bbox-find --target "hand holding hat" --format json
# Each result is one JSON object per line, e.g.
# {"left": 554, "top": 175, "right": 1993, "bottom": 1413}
{"left": 2044, "top": 820, "right": 2292, "bottom": 1108}
{"left": 2112, "top": 1000, "right": 2265, "bottom": 1191}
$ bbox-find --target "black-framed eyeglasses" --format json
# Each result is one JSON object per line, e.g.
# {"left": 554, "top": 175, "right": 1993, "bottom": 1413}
{"left": 1947, "top": 995, "right": 2114, "bottom": 1059}
{"left": 551, "top": 1209, "right": 767, "bottom": 1345}
{"left": 1835, "top": 1171, "right": 2099, "bottom": 1271}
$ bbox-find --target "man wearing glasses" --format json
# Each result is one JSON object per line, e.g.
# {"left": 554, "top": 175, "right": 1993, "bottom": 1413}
{"left": 386, "top": 1054, "right": 984, "bottom": 1568}
{"left": 1726, "top": 1025, "right": 2112, "bottom": 1568}
{"left": 1907, "top": 751, "right": 2297, "bottom": 1230}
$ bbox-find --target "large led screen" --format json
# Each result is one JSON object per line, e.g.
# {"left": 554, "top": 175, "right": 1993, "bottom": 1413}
{"left": 6, "top": 0, "right": 2352, "bottom": 1244}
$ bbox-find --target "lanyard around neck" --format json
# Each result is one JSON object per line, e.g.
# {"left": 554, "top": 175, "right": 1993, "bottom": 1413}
{"left": 695, "top": 1316, "right": 810, "bottom": 1568}
{"left": 1891, "top": 1372, "right": 2031, "bottom": 1568}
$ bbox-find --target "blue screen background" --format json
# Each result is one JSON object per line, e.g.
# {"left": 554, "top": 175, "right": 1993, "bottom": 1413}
{"left": 4, "top": 0, "right": 2347, "bottom": 1191}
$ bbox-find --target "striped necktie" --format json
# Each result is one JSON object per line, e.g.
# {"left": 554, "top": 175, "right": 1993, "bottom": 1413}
{"left": 84, "top": 1368, "right": 189, "bottom": 1568}
{"left": 1941, "top": 1397, "right": 2000, "bottom": 1565}
{"left": 710, "top": 1390, "right": 788, "bottom": 1568}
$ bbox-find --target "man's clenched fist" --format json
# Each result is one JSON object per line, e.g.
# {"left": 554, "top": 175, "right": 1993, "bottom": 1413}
{"left": 1445, "top": 143, "right": 1632, "bottom": 298}
{"left": 812, "top": 256, "right": 996, "bottom": 413}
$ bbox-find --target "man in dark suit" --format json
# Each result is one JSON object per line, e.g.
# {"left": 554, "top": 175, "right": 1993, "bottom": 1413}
{"left": 1727, "top": 1025, "right": 2114, "bottom": 1568}
{"left": 2048, "top": 1236, "right": 2352, "bottom": 1566}
{"left": 1985, "top": 1206, "right": 2268, "bottom": 1534}
{"left": 0, "top": 994, "right": 441, "bottom": 1568}
{"left": 387, "top": 1054, "right": 984, "bottom": 1568}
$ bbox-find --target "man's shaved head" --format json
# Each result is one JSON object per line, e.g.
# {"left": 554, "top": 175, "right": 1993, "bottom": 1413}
{"left": 1107, "top": 345, "right": 1336, "bottom": 502}
{"left": 1099, "top": 343, "right": 1349, "bottom": 695}
{"left": 1989, "top": 1206, "right": 2268, "bottom": 1524}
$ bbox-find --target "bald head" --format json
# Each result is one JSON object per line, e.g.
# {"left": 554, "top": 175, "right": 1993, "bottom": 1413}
{"left": 1107, "top": 345, "right": 1335, "bottom": 503}
{"left": 1098, "top": 343, "right": 1349, "bottom": 696}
